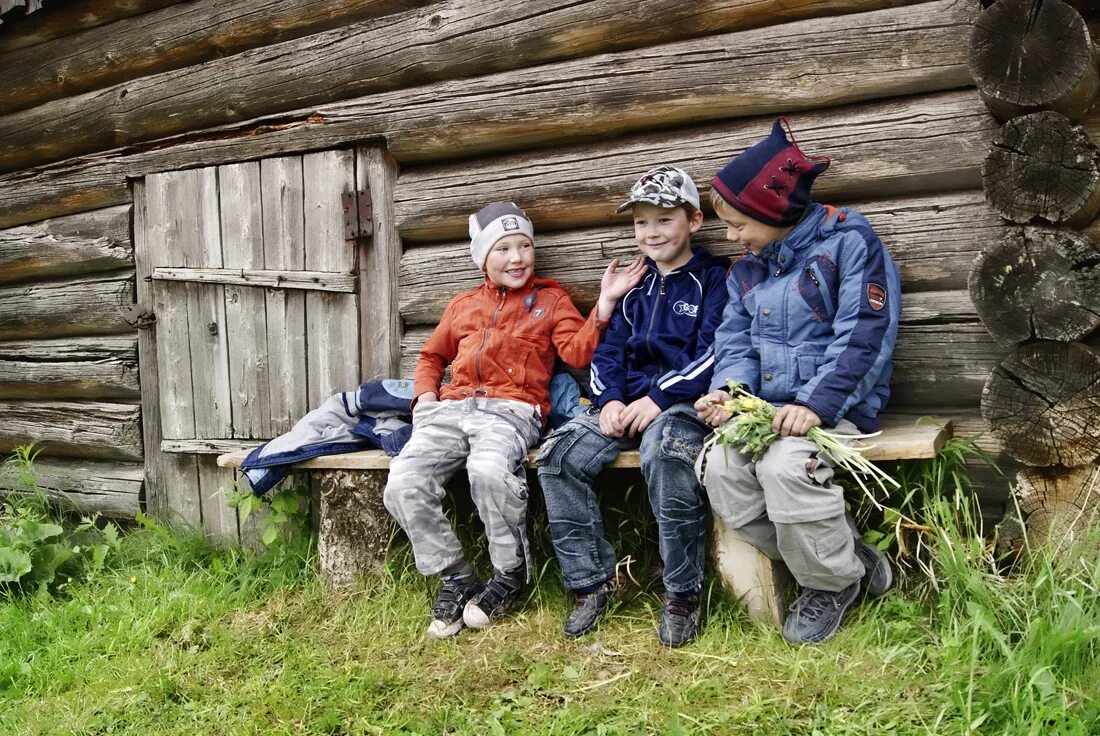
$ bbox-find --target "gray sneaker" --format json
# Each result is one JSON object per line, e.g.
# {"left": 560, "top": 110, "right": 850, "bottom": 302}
{"left": 782, "top": 582, "right": 859, "bottom": 644}
{"left": 427, "top": 575, "right": 482, "bottom": 638}
{"left": 564, "top": 579, "right": 616, "bottom": 638}
{"left": 658, "top": 595, "right": 701, "bottom": 648}
{"left": 463, "top": 569, "right": 524, "bottom": 629}
{"left": 854, "top": 538, "right": 893, "bottom": 598}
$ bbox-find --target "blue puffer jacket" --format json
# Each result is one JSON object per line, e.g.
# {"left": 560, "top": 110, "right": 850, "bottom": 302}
{"left": 591, "top": 247, "right": 730, "bottom": 410}
{"left": 709, "top": 203, "right": 900, "bottom": 432}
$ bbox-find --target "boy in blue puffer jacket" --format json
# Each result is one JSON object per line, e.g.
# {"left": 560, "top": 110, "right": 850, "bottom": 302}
{"left": 537, "top": 166, "right": 729, "bottom": 647}
{"left": 695, "top": 118, "right": 901, "bottom": 645}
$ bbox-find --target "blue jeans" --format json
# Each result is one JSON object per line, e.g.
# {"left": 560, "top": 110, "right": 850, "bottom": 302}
{"left": 536, "top": 402, "right": 709, "bottom": 594}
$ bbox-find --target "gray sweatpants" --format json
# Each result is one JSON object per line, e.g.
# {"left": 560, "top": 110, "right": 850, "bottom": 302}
{"left": 696, "top": 419, "right": 864, "bottom": 592}
{"left": 382, "top": 397, "right": 542, "bottom": 578}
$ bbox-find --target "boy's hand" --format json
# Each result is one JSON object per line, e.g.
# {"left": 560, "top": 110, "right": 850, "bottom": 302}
{"left": 595, "top": 257, "right": 647, "bottom": 320}
{"left": 415, "top": 391, "right": 439, "bottom": 406}
{"left": 773, "top": 404, "right": 821, "bottom": 437}
{"left": 599, "top": 400, "right": 627, "bottom": 437}
{"left": 621, "top": 396, "right": 661, "bottom": 437}
{"left": 695, "top": 390, "right": 732, "bottom": 426}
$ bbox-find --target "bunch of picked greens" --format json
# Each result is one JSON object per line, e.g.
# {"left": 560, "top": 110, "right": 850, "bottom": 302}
{"left": 703, "top": 381, "right": 900, "bottom": 503}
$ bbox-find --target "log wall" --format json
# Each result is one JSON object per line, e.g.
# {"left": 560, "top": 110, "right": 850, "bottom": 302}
{"left": 0, "top": 0, "right": 1042, "bottom": 526}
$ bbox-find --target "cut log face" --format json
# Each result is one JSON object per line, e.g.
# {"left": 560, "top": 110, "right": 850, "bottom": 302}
{"left": 1014, "top": 464, "right": 1100, "bottom": 558}
{"left": 968, "top": 227, "right": 1100, "bottom": 346}
{"left": 968, "top": 0, "right": 1099, "bottom": 122}
{"left": 983, "top": 111, "right": 1100, "bottom": 227}
{"left": 981, "top": 341, "right": 1100, "bottom": 467}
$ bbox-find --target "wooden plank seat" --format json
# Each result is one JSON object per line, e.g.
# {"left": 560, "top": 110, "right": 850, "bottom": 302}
{"left": 217, "top": 414, "right": 951, "bottom": 625}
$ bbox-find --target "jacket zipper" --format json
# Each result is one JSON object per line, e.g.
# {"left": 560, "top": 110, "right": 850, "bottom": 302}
{"left": 473, "top": 287, "right": 507, "bottom": 393}
{"left": 643, "top": 273, "right": 668, "bottom": 359}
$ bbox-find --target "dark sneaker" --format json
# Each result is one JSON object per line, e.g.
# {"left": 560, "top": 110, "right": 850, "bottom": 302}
{"left": 782, "top": 582, "right": 860, "bottom": 645}
{"left": 463, "top": 569, "right": 523, "bottom": 629}
{"left": 564, "top": 579, "right": 617, "bottom": 638}
{"left": 854, "top": 538, "right": 893, "bottom": 598}
{"left": 428, "top": 575, "right": 482, "bottom": 638}
{"left": 658, "top": 595, "right": 701, "bottom": 648}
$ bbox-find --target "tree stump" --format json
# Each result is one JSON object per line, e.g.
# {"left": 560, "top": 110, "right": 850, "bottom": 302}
{"left": 968, "top": 227, "right": 1100, "bottom": 346}
{"left": 710, "top": 516, "right": 791, "bottom": 626}
{"left": 969, "top": 0, "right": 1099, "bottom": 122}
{"left": 317, "top": 469, "right": 394, "bottom": 587}
{"left": 1014, "top": 464, "right": 1100, "bottom": 557}
{"left": 983, "top": 111, "right": 1100, "bottom": 227}
{"left": 981, "top": 341, "right": 1100, "bottom": 467}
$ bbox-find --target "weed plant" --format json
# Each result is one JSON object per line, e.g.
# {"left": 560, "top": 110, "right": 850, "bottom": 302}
{"left": 0, "top": 442, "right": 1097, "bottom": 734}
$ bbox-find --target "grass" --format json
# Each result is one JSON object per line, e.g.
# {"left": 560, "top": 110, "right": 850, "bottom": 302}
{"left": 1, "top": 441, "right": 1098, "bottom": 735}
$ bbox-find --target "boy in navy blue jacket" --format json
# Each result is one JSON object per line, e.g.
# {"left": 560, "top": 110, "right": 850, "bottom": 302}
{"left": 537, "top": 166, "right": 729, "bottom": 647}
{"left": 695, "top": 119, "right": 900, "bottom": 645}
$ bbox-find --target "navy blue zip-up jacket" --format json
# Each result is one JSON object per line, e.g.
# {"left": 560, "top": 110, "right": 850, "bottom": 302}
{"left": 591, "top": 247, "right": 730, "bottom": 410}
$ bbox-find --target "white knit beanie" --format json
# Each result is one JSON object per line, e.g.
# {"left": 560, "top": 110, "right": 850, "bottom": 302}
{"left": 469, "top": 202, "right": 535, "bottom": 268}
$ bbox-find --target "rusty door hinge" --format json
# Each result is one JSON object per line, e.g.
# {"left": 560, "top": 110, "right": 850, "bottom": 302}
{"left": 342, "top": 187, "right": 374, "bottom": 241}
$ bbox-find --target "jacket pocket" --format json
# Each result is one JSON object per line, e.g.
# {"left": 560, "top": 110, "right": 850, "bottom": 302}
{"left": 797, "top": 353, "right": 828, "bottom": 382}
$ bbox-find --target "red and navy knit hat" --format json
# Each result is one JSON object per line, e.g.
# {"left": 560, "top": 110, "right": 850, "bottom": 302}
{"left": 711, "top": 118, "right": 830, "bottom": 227}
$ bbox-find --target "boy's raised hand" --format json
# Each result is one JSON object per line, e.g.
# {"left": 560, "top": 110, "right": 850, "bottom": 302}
{"left": 620, "top": 396, "right": 661, "bottom": 437}
{"left": 599, "top": 400, "right": 627, "bottom": 437}
{"left": 595, "top": 256, "right": 647, "bottom": 320}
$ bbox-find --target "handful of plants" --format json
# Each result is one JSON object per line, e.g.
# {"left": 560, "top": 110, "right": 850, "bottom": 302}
{"left": 702, "top": 381, "right": 900, "bottom": 501}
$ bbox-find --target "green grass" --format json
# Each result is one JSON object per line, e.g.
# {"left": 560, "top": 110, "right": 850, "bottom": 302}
{"left": 1, "top": 442, "right": 1098, "bottom": 735}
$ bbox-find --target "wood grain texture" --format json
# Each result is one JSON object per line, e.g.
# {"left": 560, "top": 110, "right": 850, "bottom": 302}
{"left": 9, "top": 458, "right": 144, "bottom": 518}
{"left": 357, "top": 147, "right": 402, "bottom": 380}
{"left": 983, "top": 110, "right": 1100, "bottom": 227}
{"left": 0, "top": 270, "right": 135, "bottom": 340}
{"left": 0, "top": 204, "right": 131, "bottom": 285}
{"left": 1014, "top": 464, "right": 1100, "bottom": 557}
{"left": 152, "top": 267, "right": 356, "bottom": 292}
{"left": 0, "top": 0, "right": 180, "bottom": 52}
{"left": 968, "top": 0, "right": 1098, "bottom": 122}
{"left": 0, "top": 0, "right": 431, "bottom": 113}
{"left": 0, "top": 335, "right": 138, "bottom": 399}
{"left": 968, "top": 227, "right": 1100, "bottom": 346}
{"left": 0, "top": 0, "right": 973, "bottom": 175}
{"left": 0, "top": 400, "right": 143, "bottom": 461}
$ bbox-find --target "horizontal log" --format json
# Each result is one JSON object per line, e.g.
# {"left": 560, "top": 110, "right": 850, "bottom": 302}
{"left": 0, "top": 204, "right": 131, "bottom": 284}
{"left": 395, "top": 90, "right": 996, "bottom": 242}
{"left": 152, "top": 266, "right": 356, "bottom": 292}
{"left": 0, "top": 0, "right": 179, "bottom": 52}
{"left": 0, "top": 0, "right": 974, "bottom": 175}
{"left": 0, "top": 270, "right": 136, "bottom": 340}
{"left": 0, "top": 400, "right": 143, "bottom": 461}
{"left": 0, "top": 335, "right": 139, "bottom": 399}
{"left": 400, "top": 312, "right": 1007, "bottom": 410}
{"left": 7, "top": 458, "right": 143, "bottom": 518}
{"left": 0, "top": 0, "right": 431, "bottom": 114}
{"left": 400, "top": 190, "right": 1002, "bottom": 324}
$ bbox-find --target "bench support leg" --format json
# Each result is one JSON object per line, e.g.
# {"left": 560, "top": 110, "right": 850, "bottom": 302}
{"left": 711, "top": 516, "right": 791, "bottom": 627}
{"left": 317, "top": 469, "right": 394, "bottom": 587}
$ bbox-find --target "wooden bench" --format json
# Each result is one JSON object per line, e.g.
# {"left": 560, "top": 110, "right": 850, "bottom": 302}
{"left": 218, "top": 415, "right": 950, "bottom": 625}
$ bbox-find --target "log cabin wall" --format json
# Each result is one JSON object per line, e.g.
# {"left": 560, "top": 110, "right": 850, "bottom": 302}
{"left": 1, "top": 0, "right": 1088, "bottom": 533}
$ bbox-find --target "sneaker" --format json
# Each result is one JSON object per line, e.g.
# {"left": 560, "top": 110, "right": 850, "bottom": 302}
{"left": 782, "top": 582, "right": 860, "bottom": 644}
{"left": 854, "top": 538, "right": 893, "bottom": 598}
{"left": 463, "top": 569, "right": 523, "bottom": 629}
{"left": 564, "top": 579, "right": 617, "bottom": 638}
{"left": 658, "top": 595, "right": 701, "bottom": 648}
{"left": 428, "top": 575, "right": 483, "bottom": 638}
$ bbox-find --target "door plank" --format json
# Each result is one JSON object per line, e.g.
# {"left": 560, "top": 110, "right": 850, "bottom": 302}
{"left": 152, "top": 267, "right": 356, "bottom": 291}
{"left": 303, "top": 149, "right": 361, "bottom": 406}
{"left": 260, "top": 155, "right": 310, "bottom": 434}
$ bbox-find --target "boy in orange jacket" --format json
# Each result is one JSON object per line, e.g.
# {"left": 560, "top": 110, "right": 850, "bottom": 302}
{"left": 383, "top": 202, "right": 645, "bottom": 638}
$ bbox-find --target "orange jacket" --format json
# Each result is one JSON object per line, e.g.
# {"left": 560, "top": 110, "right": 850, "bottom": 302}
{"left": 413, "top": 276, "right": 607, "bottom": 422}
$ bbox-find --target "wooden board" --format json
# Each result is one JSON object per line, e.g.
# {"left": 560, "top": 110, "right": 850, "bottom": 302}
{"left": 394, "top": 90, "right": 996, "bottom": 243}
{"left": 0, "top": 270, "right": 135, "bottom": 340}
{"left": 0, "top": 400, "right": 142, "bottom": 461}
{"left": 152, "top": 267, "right": 356, "bottom": 292}
{"left": 0, "top": 335, "right": 138, "bottom": 399}
{"left": 0, "top": 0, "right": 965, "bottom": 173}
{"left": 357, "top": 147, "right": 402, "bottom": 380}
{"left": 9, "top": 458, "right": 143, "bottom": 519}
{"left": 0, "top": 0, "right": 180, "bottom": 52}
{"left": 0, "top": 204, "right": 131, "bottom": 284}
{"left": 302, "top": 150, "right": 361, "bottom": 407}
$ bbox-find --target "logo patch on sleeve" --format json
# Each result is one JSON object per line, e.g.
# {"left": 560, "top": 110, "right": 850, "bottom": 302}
{"left": 867, "top": 283, "right": 887, "bottom": 311}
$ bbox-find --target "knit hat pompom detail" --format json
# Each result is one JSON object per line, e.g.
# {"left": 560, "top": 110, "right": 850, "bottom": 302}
{"left": 469, "top": 202, "right": 535, "bottom": 268}
{"left": 711, "top": 118, "right": 830, "bottom": 227}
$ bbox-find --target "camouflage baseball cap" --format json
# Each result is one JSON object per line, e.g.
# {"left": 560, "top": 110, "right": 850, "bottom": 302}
{"left": 616, "top": 165, "right": 701, "bottom": 214}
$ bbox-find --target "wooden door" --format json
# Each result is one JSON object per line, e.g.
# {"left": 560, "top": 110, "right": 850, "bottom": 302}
{"left": 132, "top": 148, "right": 399, "bottom": 543}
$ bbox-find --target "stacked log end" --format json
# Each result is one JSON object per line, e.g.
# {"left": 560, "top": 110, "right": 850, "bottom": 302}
{"left": 970, "top": 0, "right": 1100, "bottom": 560}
